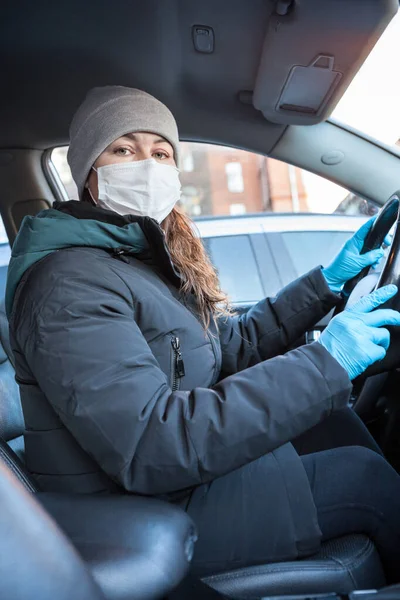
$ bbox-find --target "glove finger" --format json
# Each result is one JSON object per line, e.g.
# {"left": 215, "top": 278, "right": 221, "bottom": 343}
{"left": 360, "top": 248, "right": 384, "bottom": 268}
{"left": 384, "top": 233, "right": 393, "bottom": 247}
{"left": 348, "top": 284, "right": 398, "bottom": 314}
{"left": 370, "top": 344, "right": 387, "bottom": 363}
{"left": 371, "top": 326, "right": 390, "bottom": 350}
{"left": 364, "top": 308, "right": 400, "bottom": 328}
{"left": 352, "top": 217, "right": 377, "bottom": 250}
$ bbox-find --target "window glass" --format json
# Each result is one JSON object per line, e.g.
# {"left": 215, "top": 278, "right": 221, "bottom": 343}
{"left": 333, "top": 12, "right": 400, "bottom": 150}
{"left": 204, "top": 236, "right": 263, "bottom": 304}
{"left": 51, "top": 147, "right": 78, "bottom": 200}
{"left": 179, "top": 143, "right": 353, "bottom": 217}
{"left": 50, "top": 142, "right": 367, "bottom": 217}
{"left": 0, "top": 218, "right": 10, "bottom": 299}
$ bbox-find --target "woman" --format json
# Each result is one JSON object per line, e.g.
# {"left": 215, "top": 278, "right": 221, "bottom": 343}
{"left": 7, "top": 86, "right": 400, "bottom": 580}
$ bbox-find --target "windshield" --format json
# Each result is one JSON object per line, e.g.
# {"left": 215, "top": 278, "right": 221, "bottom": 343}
{"left": 332, "top": 11, "right": 400, "bottom": 148}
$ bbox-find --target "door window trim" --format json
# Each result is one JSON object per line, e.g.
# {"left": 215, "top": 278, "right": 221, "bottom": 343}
{"left": 42, "top": 148, "right": 69, "bottom": 203}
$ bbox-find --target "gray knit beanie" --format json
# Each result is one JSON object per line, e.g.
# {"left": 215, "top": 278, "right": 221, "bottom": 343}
{"left": 67, "top": 86, "right": 180, "bottom": 199}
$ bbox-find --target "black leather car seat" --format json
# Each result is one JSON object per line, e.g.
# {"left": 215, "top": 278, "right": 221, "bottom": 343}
{"left": 0, "top": 301, "right": 387, "bottom": 597}
{"left": 0, "top": 458, "right": 105, "bottom": 600}
{"left": 203, "top": 535, "right": 385, "bottom": 597}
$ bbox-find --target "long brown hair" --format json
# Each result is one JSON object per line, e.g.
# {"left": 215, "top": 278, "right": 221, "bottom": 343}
{"left": 162, "top": 206, "right": 232, "bottom": 329}
{"left": 83, "top": 189, "right": 231, "bottom": 328}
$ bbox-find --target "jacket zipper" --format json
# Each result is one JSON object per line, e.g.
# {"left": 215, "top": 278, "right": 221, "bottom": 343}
{"left": 111, "top": 247, "right": 130, "bottom": 263}
{"left": 171, "top": 336, "right": 185, "bottom": 391}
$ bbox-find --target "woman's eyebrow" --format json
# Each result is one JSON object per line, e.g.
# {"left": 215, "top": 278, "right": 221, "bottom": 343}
{"left": 123, "top": 133, "right": 171, "bottom": 146}
{"left": 152, "top": 137, "right": 171, "bottom": 146}
{"left": 121, "top": 133, "right": 138, "bottom": 141}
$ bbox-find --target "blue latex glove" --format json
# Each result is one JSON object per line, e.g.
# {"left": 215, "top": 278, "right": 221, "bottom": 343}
{"left": 322, "top": 217, "right": 390, "bottom": 293}
{"left": 317, "top": 284, "right": 400, "bottom": 380}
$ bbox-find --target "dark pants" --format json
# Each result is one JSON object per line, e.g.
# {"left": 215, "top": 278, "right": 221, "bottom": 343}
{"left": 292, "top": 406, "right": 383, "bottom": 456}
{"left": 185, "top": 409, "right": 400, "bottom": 583}
{"left": 302, "top": 446, "right": 400, "bottom": 582}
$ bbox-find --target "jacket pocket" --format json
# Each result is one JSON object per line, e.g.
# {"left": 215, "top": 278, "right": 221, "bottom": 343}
{"left": 170, "top": 335, "right": 185, "bottom": 392}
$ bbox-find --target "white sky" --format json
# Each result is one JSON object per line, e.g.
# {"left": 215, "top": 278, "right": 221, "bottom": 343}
{"left": 333, "top": 10, "right": 400, "bottom": 145}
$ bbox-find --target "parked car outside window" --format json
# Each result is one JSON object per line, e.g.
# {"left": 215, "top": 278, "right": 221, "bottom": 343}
{"left": 195, "top": 214, "right": 368, "bottom": 305}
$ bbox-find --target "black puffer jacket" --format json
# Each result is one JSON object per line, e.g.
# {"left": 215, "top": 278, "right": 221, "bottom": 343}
{"left": 9, "top": 201, "right": 351, "bottom": 501}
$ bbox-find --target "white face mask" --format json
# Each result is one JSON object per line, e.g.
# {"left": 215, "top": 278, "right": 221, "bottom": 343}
{"left": 92, "top": 158, "right": 181, "bottom": 223}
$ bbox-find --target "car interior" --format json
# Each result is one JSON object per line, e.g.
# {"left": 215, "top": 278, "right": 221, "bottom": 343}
{"left": 1, "top": 0, "right": 400, "bottom": 598}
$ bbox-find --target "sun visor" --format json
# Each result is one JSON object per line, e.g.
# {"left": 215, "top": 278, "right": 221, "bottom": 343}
{"left": 253, "top": 0, "right": 398, "bottom": 125}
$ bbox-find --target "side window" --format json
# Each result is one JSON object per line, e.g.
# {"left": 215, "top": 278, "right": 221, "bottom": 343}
{"left": 204, "top": 235, "right": 263, "bottom": 305}
{"left": 0, "top": 218, "right": 11, "bottom": 299}
{"left": 178, "top": 143, "right": 377, "bottom": 218}
{"left": 51, "top": 147, "right": 78, "bottom": 200}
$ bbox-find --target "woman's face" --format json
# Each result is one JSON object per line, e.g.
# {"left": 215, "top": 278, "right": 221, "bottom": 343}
{"left": 86, "top": 131, "right": 175, "bottom": 201}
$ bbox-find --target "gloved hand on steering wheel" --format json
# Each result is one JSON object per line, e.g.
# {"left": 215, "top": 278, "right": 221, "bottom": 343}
{"left": 318, "top": 285, "right": 400, "bottom": 380}
{"left": 322, "top": 217, "right": 391, "bottom": 293}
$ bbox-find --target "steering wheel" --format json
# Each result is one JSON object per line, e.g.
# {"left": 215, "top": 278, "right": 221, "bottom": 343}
{"left": 336, "top": 192, "right": 400, "bottom": 378}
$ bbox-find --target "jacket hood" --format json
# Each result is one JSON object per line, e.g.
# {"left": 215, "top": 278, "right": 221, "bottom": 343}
{"left": 5, "top": 203, "right": 151, "bottom": 317}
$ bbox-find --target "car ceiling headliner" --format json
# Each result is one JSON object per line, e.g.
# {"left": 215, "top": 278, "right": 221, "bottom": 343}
{"left": 0, "top": 0, "right": 397, "bottom": 153}
{"left": 1, "top": 0, "right": 284, "bottom": 152}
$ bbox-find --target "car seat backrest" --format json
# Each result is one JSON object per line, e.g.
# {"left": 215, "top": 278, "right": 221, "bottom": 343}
{"left": 0, "top": 301, "right": 37, "bottom": 492}
{"left": 0, "top": 459, "right": 105, "bottom": 600}
{"left": 0, "top": 301, "right": 25, "bottom": 459}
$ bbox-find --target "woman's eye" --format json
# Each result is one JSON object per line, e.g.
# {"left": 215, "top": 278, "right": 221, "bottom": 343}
{"left": 153, "top": 151, "right": 168, "bottom": 160}
{"left": 115, "top": 147, "right": 132, "bottom": 156}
